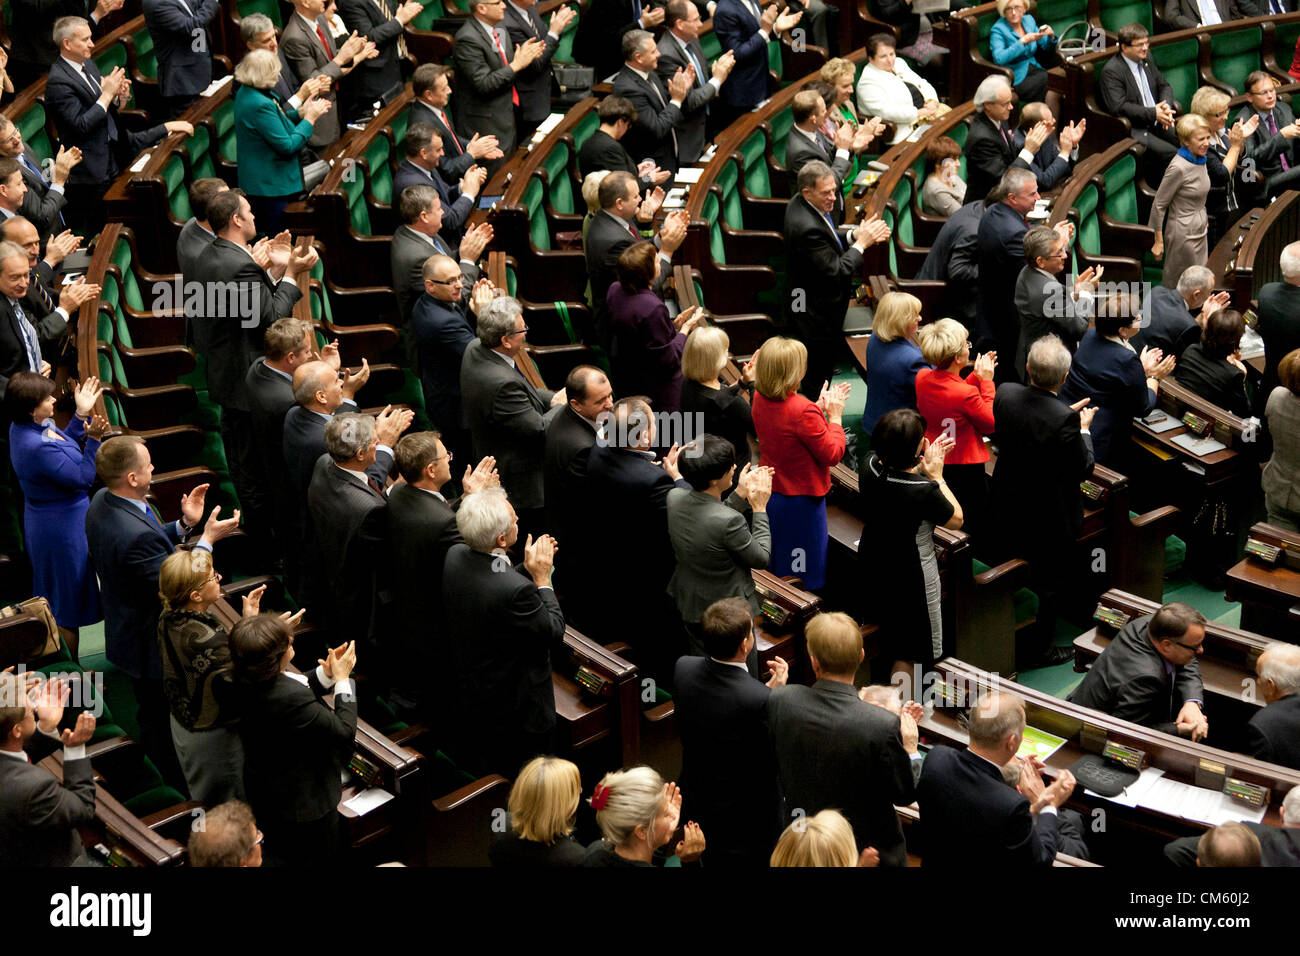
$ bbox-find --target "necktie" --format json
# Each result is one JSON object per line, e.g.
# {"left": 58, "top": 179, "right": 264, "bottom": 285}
{"left": 80, "top": 67, "right": 101, "bottom": 96}
{"left": 1273, "top": 0, "right": 1286, "bottom": 13}
{"left": 491, "top": 29, "right": 521, "bottom": 107}
{"left": 684, "top": 40, "right": 706, "bottom": 88}
{"left": 374, "top": 0, "right": 407, "bottom": 58}
{"left": 29, "top": 271, "right": 54, "bottom": 315}
{"left": 367, "top": 475, "right": 385, "bottom": 496}
{"left": 1266, "top": 113, "right": 1291, "bottom": 172}
{"left": 1002, "top": 125, "right": 1013, "bottom": 150}
{"left": 823, "top": 212, "right": 843, "bottom": 248}
{"left": 633, "top": 0, "right": 642, "bottom": 21}
{"left": 1133, "top": 62, "right": 1155, "bottom": 109}
{"left": 646, "top": 74, "right": 679, "bottom": 156}
{"left": 815, "top": 130, "right": 833, "bottom": 158}
{"left": 316, "top": 22, "right": 332, "bottom": 55}
{"left": 436, "top": 108, "right": 463, "bottom": 154}
{"left": 12, "top": 301, "right": 40, "bottom": 372}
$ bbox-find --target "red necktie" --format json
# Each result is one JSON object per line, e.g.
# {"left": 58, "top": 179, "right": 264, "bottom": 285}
{"left": 490, "top": 29, "right": 520, "bottom": 107}
{"left": 316, "top": 24, "right": 331, "bottom": 55}
{"left": 437, "top": 108, "right": 463, "bottom": 154}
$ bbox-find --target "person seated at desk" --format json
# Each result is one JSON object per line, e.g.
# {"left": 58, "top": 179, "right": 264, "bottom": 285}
{"left": 1236, "top": 72, "right": 1300, "bottom": 203}
{"left": 916, "top": 692, "right": 1079, "bottom": 867}
{"left": 489, "top": 756, "right": 586, "bottom": 867}
{"left": 1194, "top": 822, "right": 1262, "bottom": 867}
{"left": 1163, "top": 787, "right": 1300, "bottom": 867}
{"left": 188, "top": 800, "right": 264, "bottom": 867}
{"left": 1067, "top": 601, "right": 1209, "bottom": 740}
{"left": 577, "top": 95, "right": 672, "bottom": 190}
{"left": 920, "top": 135, "right": 966, "bottom": 217}
{"left": 770, "top": 809, "right": 877, "bottom": 867}
{"left": 1245, "top": 644, "right": 1300, "bottom": 772}
{"left": 583, "top": 767, "right": 706, "bottom": 867}
{"left": 1173, "top": 308, "right": 1251, "bottom": 419}
{"left": 1262, "top": 348, "right": 1300, "bottom": 532}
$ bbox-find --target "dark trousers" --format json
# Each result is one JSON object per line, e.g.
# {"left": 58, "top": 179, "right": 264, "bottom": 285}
{"left": 164, "top": 93, "right": 199, "bottom": 118}
{"left": 247, "top": 195, "right": 291, "bottom": 237}
{"left": 131, "top": 676, "right": 188, "bottom": 795}
{"left": 1014, "top": 67, "right": 1049, "bottom": 105}
{"left": 219, "top": 407, "right": 273, "bottom": 545}
{"left": 943, "top": 462, "right": 991, "bottom": 556}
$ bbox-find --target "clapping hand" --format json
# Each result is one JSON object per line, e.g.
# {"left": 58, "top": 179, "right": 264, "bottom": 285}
{"left": 469, "top": 277, "right": 496, "bottom": 316}
{"left": 638, "top": 186, "right": 666, "bottom": 221}
{"left": 854, "top": 213, "right": 890, "bottom": 248}
{"left": 241, "top": 584, "right": 266, "bottom": 618}
{"left": 973, "top": 350, "right": 997, "bottom": 381}
{"left": 765, "top": 655, "right": 789, "bottom": 688}
{"left": 72, "top": 376, "right": 103, "bottom": 417}
{"left": 675, "top": 821, "right": 706, "bottom": 862}
{"left": 1074, "top": 265, "right": 1099, "bottom": 293}
{"left": 467, "top": 133, "right": 504, "bottom": 161}
{"left": 833, "top": 120, "right": 856, "bottom": 151}
{"left": 341, "top": 358, "right": 370, "bottom": 399}
{"left": 816, "top": 380, "right": 850, "bottom": 421}
{"left": 674, "top": 304, "right": 703, "bottom": 334}
{"left": 1069, "top": 397, "right": 1096, "bottom": 431}
{"left": 58, "top": 278, "right": 102, "bottom": 314}
{"left": 320, "top": 338, "right": 341, "bottom": 370}
{"left": 462, "top": 456, "right": 500, "bottom": 495}
{"left": 1199, "top": 291, "right": 1231, "bottom": 324}
{"left": 200, "top": 504, "right": 242, "bottom": 547}
{"left": 461, "top": 222, "right": 494, "bottom": 264}
{"left": 523, "top": 533, "right": 558, "bottom": 586}
{"left": 662, "top": 443, "right": 683, "bottom": 480}
{"left": 857, "top": 846, "right": 880, "bottom": 867}
{"left": 741, "top": 356, "right": 756, "bottom": 383}
{"left": 919, "top": 434, "right": 955, "bottom": 480}
{"left": 320, "top": 640, "right": 357, "bottom": 681}
{"left": 1024, "top": 120, "right": 1050, "bottom": 153}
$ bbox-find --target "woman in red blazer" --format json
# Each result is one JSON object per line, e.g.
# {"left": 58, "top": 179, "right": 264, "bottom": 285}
{"left": 915, "top": 318, "right": 997, "bottom": 553}
{"left": 752, "top": 337, "right": 848, "bottom": 590}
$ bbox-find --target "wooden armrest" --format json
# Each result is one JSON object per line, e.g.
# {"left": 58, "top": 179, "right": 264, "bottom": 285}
{"left": 433, "top": 774, "right": 510, "bottom": 812}
{"left": 1130, "top": 505, "right": 1180, "bottom": 530}
{"left": 140, "top": 800, "right": 204, "bottom": 830}
{"left": 644, "top": 701, "right": 675, "bottom": 723}
{"left": 973, "top": 557, "right": 1030, "bottom": 589}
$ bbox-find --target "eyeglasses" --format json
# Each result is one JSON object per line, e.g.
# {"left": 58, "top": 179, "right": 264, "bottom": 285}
{"left": 254, "top": 830, "right": 264, "bottom": 846}
{"left": 429, "top": 277, "right": 462, "bottom": 285}
{"left": 430, "top": 450, "right": 454, "bottom": 464}
{"left": 508, "top": 326, "right": 530, "bottom": 337}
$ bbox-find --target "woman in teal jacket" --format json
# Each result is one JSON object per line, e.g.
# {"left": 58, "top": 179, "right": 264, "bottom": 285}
{"left": 233, "top": 49, "right": 332, "bottom": 232}
{"left": 989, "top": 0, "right": 1055, "bottom": 103}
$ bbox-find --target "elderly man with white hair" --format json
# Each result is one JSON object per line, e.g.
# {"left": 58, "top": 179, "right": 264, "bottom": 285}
{"left": 1245, "top": 644, "right": 1300, "bottom": 771}
{"left": 1256, "top": 241, "right": 1300, "bottom": 410}
{"left": 1163, "top": 785, "right": 1300, "bottom": 867}
{"left": 442, "top": 486, "right": 565, "bottom": 777}
{"left": 963, "top": 74, "right": 1051, "bottom": 203}
{"left": 1132, "top": 264, "right": 1229, "bottom": 362}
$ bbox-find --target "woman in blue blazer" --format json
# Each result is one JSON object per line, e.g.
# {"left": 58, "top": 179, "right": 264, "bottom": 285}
{"left": 989, "top": 0, "right": 1056, "bottom": 103}
{"left": 233, "top": 49, "right": 332, "bottom": 232}
{"left": 862, "top": 292, "right": 930, "bottom": 437}
{"left": 6, "top": 374, "right": 106, "bottom": 637}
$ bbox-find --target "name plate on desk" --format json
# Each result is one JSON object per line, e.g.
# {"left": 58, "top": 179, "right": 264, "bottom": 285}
{"left": 1170, "top": 433, "right": 1227, "bottom": 456}
{"left": 1138, "top": 409, "right": 1181, "bottom": 434}
{"left": 1195, "top": 758, "right": 1227, "bottom": 793}
{"left": 674, "top": 167, "right": 703, "bottom": 185}
{"left": 1244, "top": 538, "right": 1282, "bottom": 565}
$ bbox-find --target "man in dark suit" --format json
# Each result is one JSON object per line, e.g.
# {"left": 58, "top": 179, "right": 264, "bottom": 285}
{"left": 176, "top": 178, "right": 227, "bottom": 279}
{"left": 0, "top": 116, "right": 79, "bottom": 239}
{"left": 44, "top": 16, "right": 186, "bottom": 235}
{"left": 0, "top": 673, "right": 97, "bottom": 866}
{"left": 977, "top": 167, "right": 1048, "bottom": 371}
{"left": 443, "top": 486, "right": 566, "bottom": 776}
{"left": 584, "top": 397, "right": 691, "bottom": 673}
{"left": 784, "top": 89, "right": 855, "bottom": 207}
{"left": 1236, "top": 71, "right": 1300, "bottom": 201}
{"left": 1255, "top": 245, "right": 1300, "bottom": 412}
{"left": 1013, "top": 225, "right": 1096, "bottom": 374}
{"left": 393, "top": 124, "right": 487, "bottom": 246}
{"left": 767, "top": 611, "right": 917, "bottom": 865}
{"left": 611, "top": 30, "right": 692, "bottom": 174}
{"left": 85, "top": 437, "right": 240, "bottom": 789}
{"left": 674, "top": 597, "right": 786, "bottom": 867}
{"left": 917, "top": 195, "right": 993, "bottom": 333}
{"left": 1133, "top": 264, "right": 1224, "bottom": 361}
{"left": 337, "top": 0, "right": 423, "bottom": 121}
{"left": 460, "top": 296, "right": 563, "bottom": 543}
{"left": 143, "top": 0, "right": 221, "bottom": 116}
{"left": 1014, "top": 102, "right": 1083, "bottom": 192}
{"left": 190, "top": 189, "right": 315, "bottom": 549}
{"left": 281, "top": 0, "right": 377, "bottom": 149}
{"left": 657, "top": 0, "right": 735, "bottom": 163}
{"left": 577, "top": 95, "right": 661, "bottom": 188}
{"left": 391, "top": 186, "right": 489, "bottom": 328}
{"left": 1163, "top": 0, "right": 1254, "bottom": 31}
{"left": 0, "top": 240, "right": 67, "bottom": 398}
{"left": 1098, "top": 23, "right": 1180, "bottom": 170}
{"left": 991, "top": 335, "right": 1095, "bottom": 668}
{"left": 1068, "top": 602, "right": 1210, "bottom": 738}
{"left": 503, "top": 0, "right": 573, "bottom": 142}
{"left": 917, "top": 692, "right": 1078, "bottom": 867}
{"left": 8, "top": 0, "right": 120, "bottom": 92}
{"left": 572, "top": 0, "right": 663, "bottom": 82}
{"left": 712, "top": 0, "right": 800, "bottom": 131}
{"left": 1163, "top": 788, "right": 1300, "bottom": 866}
{"left": 241, "top": 14, "right": 324, "bottom": 105}
{"left": 1245, "top": 644, "right": 1300, "bottom": 771}
{"left": 783, "top": 160, "right": 889, "bottom": 398}
{"left": 409, "top": 63, "right": 505, "bottom": 180}
{"left": 411, "top": 254, "right": 479, "bottom": 462}
{"left": 0, "top": 221, "right": 98, "bottom": 379}
{"left": 454, "top": 0, "right": 547, "bottom": 178}
{"left": 964, "top": 75, "right": 1041, "bottom": 205}
{"left": 307, "top": 413, "right": 389, "bottom": 646}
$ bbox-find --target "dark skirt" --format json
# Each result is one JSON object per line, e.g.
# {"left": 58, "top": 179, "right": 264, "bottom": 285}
{"left": 767, "top": 493, "right": 829, "bottom": 590}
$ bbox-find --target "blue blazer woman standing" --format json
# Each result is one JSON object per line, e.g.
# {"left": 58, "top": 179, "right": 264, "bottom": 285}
{"left": 6, "top": 374, "right": 105, "bottom": 629}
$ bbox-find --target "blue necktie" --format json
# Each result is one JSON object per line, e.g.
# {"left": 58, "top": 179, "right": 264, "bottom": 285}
{"left": 823, "top": 212, "right": 843, "bottom": 249}
{"left": 12, "top": 300, "right": 41, "bottom": 372}
{"left": 633, "top": 0, "right": 642, "bottom": 20}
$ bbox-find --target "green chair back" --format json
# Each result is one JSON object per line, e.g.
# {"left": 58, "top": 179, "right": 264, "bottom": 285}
{"left": 700, "top": 29, "right": 722, "bottom": 63}
{"left": 185, "top": 124, "right": 214, "bottom": 181}
{"left": 891, "top": 177, "right": 915, "bottom": 249}
{"left": 412, "top": 0, "right": 447, "bottom": 30}
{"left": 701, "top": 192, "right": 727, "bottom": 263}
{"left": 740, "top": 129, "right": 771, "bottom": 198}
{"left": 769, "top": 107, "right": 794, "bottom": 168}
{"left": 542, "top": 141, "right": 574, "bottom": 214}
{"left": 344, "top": 172, "right": 372, "bottom": 234}
{"left": 1101, "top": 152, "right": 1139, "bottom": 224}
{"left": 1074, "top": 183, "right": 1102, "bottom": 256}
{"left": 522, "top": 177, "right": 551, "bottom": 250}
{"left": 214, "top": 101, "right": 236, "bottom": 164}
{"left": 1209, "top": 26, "right": 1263, "bottom": 95}
{"left": 1097, "top": 0, "right": 1152, "bottom": 34}
{"left": 132, "top": 26, "right": 158, "bottom": 80}
{"left": 1151, "top": 38, "right": 1200, "bottom": 108}
{"left": 16, "top": 103, "right": 53, "bottom": 165}
{"left": 573, "top": 109, "right": 599, "bottom": 150}
{"left": 366, "top": 136, "right": 393, "bottom": 205}
{"left": 1032, "top": 0, "right": 1087, "bottom": 40}
{"left": 238, "top": 0, "right": 282, "bottom": 27}
{"left": 716, "top": 159, "right": 745, "bottom": 230}
{"left": 163, "top": 154, "right": 191, "bottom": 221}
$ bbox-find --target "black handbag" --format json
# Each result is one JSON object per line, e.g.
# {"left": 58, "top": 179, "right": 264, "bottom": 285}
{"left": 553, "top": 63, "right": 594, "bottom": 110}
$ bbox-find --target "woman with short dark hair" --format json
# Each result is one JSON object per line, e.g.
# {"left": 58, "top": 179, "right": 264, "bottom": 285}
{"left": 5, "top": 374, "right": 106, "bottom": 642}
{"left": 605, "top": 240, "right": 702, "bottom": 413}
{"left": 1174, "top": 309, "right": 1250, "bottom": 418}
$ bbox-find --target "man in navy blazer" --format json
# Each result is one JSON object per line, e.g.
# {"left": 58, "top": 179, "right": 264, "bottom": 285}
{"left": 916, "top": 692, "right": 1078, "bottom": 866}
{"left": 674, "top": 597, "right": 787, "bottom": 867}
{"left": 411, "top": 254, "right": 478, "bottom": 463}
{"left": 84, "top": 437, "right": 241, "bottom": 788}
{"left": 917, "top": 195, "right": 992, "bottom": 333}
{"left": 711, "top": 0, "right": 800, "bottom": 130}
{"left": 143, "top": 0, "right": 221, "bottom": 116}
{"left": 1244, "top": 645, "right": 1300, "bottom": 771}
{"left": 657, "top": 0, "right": 735, "bottom": 163}
{"left": 1013, "top": 102, "right": 1082, "bottom": 192}
{"left": 963, "top": 75, "right": 1036, "bottom": 212}
{"left": 337, "top": 0, "right": 423, "bottom": 121}
{"left": 393, "top": 124, "right": 486, "bottom": 246}
{"left": 503, "top": 0, "right": 572, "bottom": 141}
{"left": 409, "top": 63, "right": 505, "bottom": 181}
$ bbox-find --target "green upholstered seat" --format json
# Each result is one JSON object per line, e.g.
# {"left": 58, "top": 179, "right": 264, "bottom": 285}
{"left": 1097, "top": 0, "right": 1152, "bottom": 34}
{"left": 1209, "top": 26, "right": 1264, "bottom": 95}
{"left": 973, "top": 559, "right": 1041, "bottom": 624}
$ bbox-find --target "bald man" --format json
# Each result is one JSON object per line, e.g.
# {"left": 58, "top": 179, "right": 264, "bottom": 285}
{"left": 1163, "top": 786, "right": 1300, "bottom": 867}
{"left": 1196, "top": 823, "right": 1262, "bottom": 867}
{"left": 1245, "top": 644, "right": 1300, "bottom": 771}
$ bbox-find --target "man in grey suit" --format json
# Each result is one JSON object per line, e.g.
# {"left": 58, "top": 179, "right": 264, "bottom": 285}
{"left": 390, "top": 185, "right": 488, "bottom": 326}
{"left": 656, "top": 0, "right": 736, "bottom": 164}
{"left": 1132, "top": 264, "right": 1225, "bottom": 362}
{"left": 667, "top": 434, "right": 771, "bottom": 669}
{"left": 280, "top": 0, "right": 377, "bottom": 149}
{"left": 460, "top": 296, "right": 565, "bottom": 543}
{"left": 768, "top": 611, "right": 919, "bottom": 866}
{"left": 784, "top": 89, "right": 854, "bottom": 202}
{"left": 1013, "top": 225, "right": 1096, "bottom": 378}
{"left": 0, "top": 672, "right": 97, "bottom": 866}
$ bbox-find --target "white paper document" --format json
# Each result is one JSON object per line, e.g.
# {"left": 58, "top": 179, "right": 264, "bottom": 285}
{"left": 343, "top": 788, "right": 395, "bottom": 816}
{"left": 674, "top": 167, "right": 704, "bottom": 184}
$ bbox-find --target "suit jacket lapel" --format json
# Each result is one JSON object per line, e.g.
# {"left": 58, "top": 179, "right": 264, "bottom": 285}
{"left": 108, "top": 492, "right": 172, "bottom": 545}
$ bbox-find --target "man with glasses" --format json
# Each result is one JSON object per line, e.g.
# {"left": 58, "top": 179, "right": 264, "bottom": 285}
{"left": 1069, "top": 601, "right": 1209, "bottom": 740}
{"left": 1099, "top": 23, "right": 1179, "bottom": 170}
{"left": 391, "top": 185, "right": 490, "bottom": 327}
{"left": 1013, "top": 224, "right": 1097, "bottom": 376}
{"left": 1235, "top": 70, "right": 1300, "bottom": 201}
{"left": 963, "top": 74, "right": 1049, "bottom": 205}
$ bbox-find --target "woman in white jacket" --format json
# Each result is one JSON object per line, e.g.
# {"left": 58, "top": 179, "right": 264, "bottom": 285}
{"left": 856, "top": 33, "right": 945, "bottom": 145}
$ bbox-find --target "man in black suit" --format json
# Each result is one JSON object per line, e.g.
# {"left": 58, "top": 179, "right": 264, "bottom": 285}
{"left": 1068, "top": 602, "right": 1210, "bottom": 738}
{"left": 1013, "top": 225, "right": 1096, "bottom": 374}
{"left": 585, "top": 397, "right": 691, "bottom": 675}
{"left": 281, "top": 0, "right": 378, "bottom": 149}
{"left": 307, "top": 413, "right": 390, "bottom": 647}
{"left": 1163, "top": 0, "right": 1254, "bottom": 31}
{"left": 409, "top": 63, "right": 505, "bottom": 180}
{"left": 393, "top": 124, "right": 487, "bottom": 247}
{"left": 1014, "top": 102, "right": 1083, "bottom": 192}
{"left": 673, "top": 597, "right": 787, "bottom": 868}
{"left": 611, "top": 30, "right": 692, "bottom": 174}
{"left": 143, "top": 0, "right": 221, "bottom": 116}
{"left": 391, "top": 185, "right": 489, "bottom": 327}
{"left": 411, "top": 253, "right": 483, "bottom": 462}
{"left": 0, "top": 221, "right": 97, "bottom": 378}
{"left": 964, "top": 74, "right": 1042, "bottom": 205}
{"left": 783, "top": 160, "right": 889, "bottom": 398}
{"left": 381, "top": 432, "right": 498, "bottom": 719}
{"left": 1255, "top": 244, "right": 1300, "bottom": 412}
{"left": 241, "top": 14, "right": 333, "bottom": 106}
{"left": 657, "top": 0, "right": 736, "bottom": 163}
{"left": 0, "top": 673, "right": 97, "bottom": 866}
{"left": 191, "top": 189, "right": 316, "bottom": 550}
{"left": 917, "top": 194, "right": 994, "bottom": 333}
{"left": 991, "top": 335, "right": 1095, "bottom": 668}
{"left": 1132, "top": 264, "right": 1225, "bottom": 361}
{"left": 454, "top": 0, "right": 548, "bottom": 178}
{"left": 1098, "top": 23, "right": 1179, "bottom": 171}
{"left": 784, "top": 89, "right": 857, "bottom": 208}
{"left": 460, "top": 296, "right": 564, "bottom": 543}
{"left": 767, "top": 611, "right": 917, "bottom": 865}
{"left": 1236, "top": 71, "right": 1300, "bottom": 201}
{"left": 85, "top": 437, "right": 240, "bottom": 789}
{"left": 176, "top": 177, "right": 228, "bottom": 347}
{"left": 584, "top": 171, "right": 685, "bottom": 341}
{"left": 573, "top": 0, "right": 664, "bottom": 82}
{"left": 44, "top": 16, "right": 188, "bottom": 235}
{"left": 1245, "top": 644, "right": 1300, "bottom": 771}
{"left": 443, "top": 486, "right": 566, "bottom": 776}
{"left": 8, "top": 0, "right": 121, "bottom": 92}
{"left": 337, "top": 0, "right": 423, "bottom": 121}
{"left": 577, "top": 95, "right": 665, "bottom": 189}
{"left": 0, "top": 240, "right": 66, "bottom": 397}
{"left": 1163, "top": 788, "right": 1300, "bottom": 866}
{"left": 916, "top": 692, "right": 1078, "bottom": 867}
{"left": 0, "top": 116, "right": 79, "bottom": 239}
{"left": 503, "top": 0, "right": 573, "bottom": 141}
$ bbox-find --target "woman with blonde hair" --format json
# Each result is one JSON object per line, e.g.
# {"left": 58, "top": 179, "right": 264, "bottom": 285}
{"left": 862, "top": 291, "right": 928, "bottom": 434}
{"left": 489, "top": 756, "right": 586, "bottom": 867}
{"left": 1150, "top": 113, "right": 1214, "bottom": 289}
{"left": 680, "top": 325, "right": 757, "bottom": 481}
{"left": 1189, "top": 85, "right": 1257, "bottom": 248}
{"left": 583, "top": 766, "right": 706, "bottom": 866}
{"left": 752, "top": 337, "right": 847, "bottom": 591}
{"left": 770, "top": 809, "right": 879, "bottom": 867}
